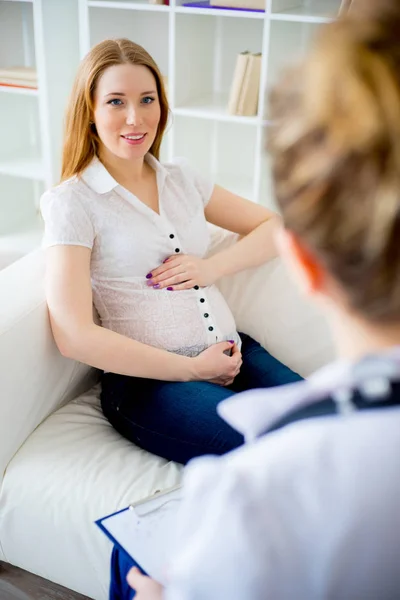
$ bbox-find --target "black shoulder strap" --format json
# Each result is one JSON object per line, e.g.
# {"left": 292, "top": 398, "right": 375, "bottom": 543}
{"left": 266, "top": 381, "right": 400, "bottom": 436}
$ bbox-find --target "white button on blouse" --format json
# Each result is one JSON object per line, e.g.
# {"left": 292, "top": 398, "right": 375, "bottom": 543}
{"left": 40, "top": 154, "right": 241, "bottom": 357}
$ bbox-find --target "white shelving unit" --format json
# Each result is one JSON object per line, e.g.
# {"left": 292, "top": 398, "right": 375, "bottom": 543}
{"left": 0, "top": 0, "right": 80, "bottom": 265}
{"left": 0, "top": 0, "right": 340, "bottom": 266}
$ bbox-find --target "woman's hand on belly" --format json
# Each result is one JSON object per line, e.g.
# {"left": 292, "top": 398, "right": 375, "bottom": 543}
{"left": 145, "top": 254, "right": 220, "bottom": 291}
{"left": 190, "top": 341, "right": 242, "bottom": 386}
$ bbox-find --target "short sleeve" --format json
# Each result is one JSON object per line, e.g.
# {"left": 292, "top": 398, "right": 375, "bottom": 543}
{"left": 172, "top": 157, "right": 215, "bottom": 207}
{"left": 40, "top": 185, "right": 95, "bottom": 250}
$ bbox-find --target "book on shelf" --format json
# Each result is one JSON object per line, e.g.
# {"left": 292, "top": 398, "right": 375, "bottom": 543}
{"left": 208, "top": 0, "right": 348, "bottom": 13}
{"left": 0, "top": 66, "right": 37, "bottom": 90}
{"left": 237, "top": 52, "right": 261, "bottom": 117}
{"left": 210, "top": 0, "right": 265, "bottom": 9}
{"left": 227, "top": 52, "right": 261, "bottom": 117}
{"left": 228, "top": 51, "right": 250, "bottom": 115}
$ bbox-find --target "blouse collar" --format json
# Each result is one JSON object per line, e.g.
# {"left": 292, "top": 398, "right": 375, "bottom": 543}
{"left": 80, "top": 153, "right": 168, "bottom": 195}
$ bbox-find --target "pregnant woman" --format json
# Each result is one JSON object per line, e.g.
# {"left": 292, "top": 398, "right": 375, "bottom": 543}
{"left": 41, "top": 38, "right": 301, "bottom": 465}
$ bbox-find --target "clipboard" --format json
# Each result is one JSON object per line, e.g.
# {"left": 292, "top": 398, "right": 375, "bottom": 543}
{"left": 95, "top": 484, "right": 181, "bottom": 584}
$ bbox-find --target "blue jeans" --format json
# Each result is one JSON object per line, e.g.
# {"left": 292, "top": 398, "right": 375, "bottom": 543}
{"left": 101, "top": 333, "right": 302, "bottom": 465}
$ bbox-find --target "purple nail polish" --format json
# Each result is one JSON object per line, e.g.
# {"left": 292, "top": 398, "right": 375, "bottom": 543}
{"left": 167, "top": 286, "right": 173, "bottom": 291}
{"left": 146, "top": 273, "right": 153, "bottom": 279}
{"left": 229, "top": 340, "right": 235, "bottom": 344}
{"left": 153, "top": 284, "right": 161, "bottom": 289}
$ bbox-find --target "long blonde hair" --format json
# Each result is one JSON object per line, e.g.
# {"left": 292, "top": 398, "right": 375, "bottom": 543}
{"left": 61, "top": 39, "right": 169, "bottom": 181}
{"left": 269, "top": 1, "right": 400, "bottom": 323}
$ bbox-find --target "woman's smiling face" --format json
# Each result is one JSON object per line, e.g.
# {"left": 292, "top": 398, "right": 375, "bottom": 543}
{"left": 93, "top": 63, "right": 161, "bottom": 162}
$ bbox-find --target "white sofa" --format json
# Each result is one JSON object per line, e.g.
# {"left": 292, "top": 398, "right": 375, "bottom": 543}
{"left": 0, "top": 229, "right": 334, "bottom": 600}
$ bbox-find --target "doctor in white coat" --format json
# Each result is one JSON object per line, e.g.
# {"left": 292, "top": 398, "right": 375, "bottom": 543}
{"left": 112, "top": 1, "right": 400, "bottom": 598}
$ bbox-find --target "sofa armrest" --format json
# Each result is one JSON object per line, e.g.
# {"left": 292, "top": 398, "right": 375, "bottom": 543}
{"left": 0, "top": 249, "right": 96, "bottom": 483}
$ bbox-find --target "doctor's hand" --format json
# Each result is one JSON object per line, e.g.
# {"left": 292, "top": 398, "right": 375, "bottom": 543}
{"left": 145, "top": 254, "right": 219, "bottom": 290}
{"left": 127, "top": 567, "right": 164, "bottom": 600}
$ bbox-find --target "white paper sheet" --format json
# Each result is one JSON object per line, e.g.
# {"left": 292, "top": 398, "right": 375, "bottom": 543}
{"left": 98, "top": 487, "right": 181, "bottom": 584}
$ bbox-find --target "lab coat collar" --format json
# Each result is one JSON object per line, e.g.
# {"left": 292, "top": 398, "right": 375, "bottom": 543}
{"left": 218, "top": 348, "right": 400, "bottom": 442}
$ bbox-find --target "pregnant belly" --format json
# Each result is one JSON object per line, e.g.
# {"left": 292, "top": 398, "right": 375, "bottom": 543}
{"left": 95, "top": 284, "right": 238, "bottom": 357}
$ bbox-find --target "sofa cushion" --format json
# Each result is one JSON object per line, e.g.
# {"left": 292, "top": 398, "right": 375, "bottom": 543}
{"left": 0, "top": 384, "right": 182, "bottom": 600}
{"left": 210, "top": 228, "right": 335, "bottom": 377}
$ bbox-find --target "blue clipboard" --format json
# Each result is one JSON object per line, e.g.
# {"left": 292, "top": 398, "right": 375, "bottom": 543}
{"left": 95, "top": 485, "right": 182, "bottom": 583}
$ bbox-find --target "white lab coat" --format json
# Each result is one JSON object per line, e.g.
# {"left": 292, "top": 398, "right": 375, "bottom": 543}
{"left": 165, "top": 353, "right": 400, "bottom": 600}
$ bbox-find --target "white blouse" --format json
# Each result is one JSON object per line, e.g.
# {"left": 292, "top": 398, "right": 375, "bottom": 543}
{"left": 40, "top": 155, "right": 240, "bottom": 357}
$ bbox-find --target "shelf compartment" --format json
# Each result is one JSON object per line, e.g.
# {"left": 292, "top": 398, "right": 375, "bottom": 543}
{"left": 271, "top": 0, "right": 340, "bottom": 22}
{"left": 0, "top": 215, "right": 43, "bottom": 270}
{"left": 0, "top": 155, "right": 45, "bottom": 181}
{"left": 213, "top": 120, "right": 257, "bottom": 199}
{"left": 173, "top": 116, "right": 257, "bottom": 200}
{"left": 175, "top": 14, "right": 263, "bottom": 118}
{"left": 89, "top": 6, "right": 170, "bottom": 75}
{"left": 266, "top": 19, "right": 320, "bottom": 93}
{"left": 0, "top": 90, "right": 44, "bottom": 180}
{"left": 213, "top": 173, "right": 254, "bottom": 201}
{"left": 0, "top": 175, "right": 43, "bottom": 237}
{"left": 0, "top": 1, "right": 36, "bottom": 71}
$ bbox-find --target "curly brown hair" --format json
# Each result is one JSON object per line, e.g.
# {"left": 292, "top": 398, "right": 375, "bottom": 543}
{"left": 268, "top": 1, "right": 400, "bottom": 323}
